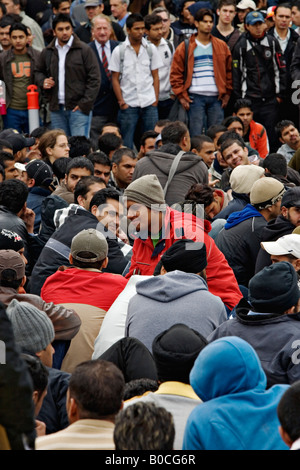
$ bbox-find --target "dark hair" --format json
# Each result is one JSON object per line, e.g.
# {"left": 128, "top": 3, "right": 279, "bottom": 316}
{"left": 112, "top": 147, "right": 137, "bottom": 165}
{"left": 99, "top": 122, "right": 121, "bottom": 135}
{"left": 98, "top": 133, "right": 123, "bottom": 156}
{"left": 52, "top": 13, "right": 73, "bottom": 29}
{"left": 218, "top": 131, "right": 246, "bottom": 155}
{"left": 52, "top": 157, "right": 71, "bottom": 181}
{"left": 185, "top": 183, "right": 215, "bottom": 207}
{"left": 155, "top": 119, "right": 171, "bottom": 129}
{"left": 114, "top": 402, "right": 175, "bottom": 450}
{"left": 126, "top": 13, "right": 144, "bottom": 29}
{"left": 21, "top": 354, "right": 49, "bottom": 401}
{"left": 68, "top": 136, "right": 92, "bottom": 159}
{"left": 277, "top": 380, "right": 300, "bottom": 443}
{"left": 190, "top": 135, "right": 213, "bottom": 152}
{"left": 275, "top": 120, "right": 296, "bottom": 139}
{"left": 74, "top": 175, "right": 106, "bottom": 204}
{"left": 262, "top": 153, "right": 287, "bottom": 176}
{"left": 0, "top": 2, "right": 6, "bottom": 16}
{"left": 89, "top": 187, "right": 121, "bottom": 211}
{"left": 30, "top": 126, "right": 48, "bottom": 139}
{"left": 206, "top": 124, "right": 227, "bottom": 140}
{"left": 161, "top": 121, "right": 188, "bottom": 145}
{"left": 87, "top": 151, "right": 112, "bottom": 168}
{"left": 123, "top": 378, "right": 158, "bottom": 401}
{"left": 71, "top": 251, "right": 106, "bottom": 270}
{"left": 51, "top": 0, "right": 71, "bottom": 9}
{"left": 0, "top": 164, "right": 5, "bottom": 181}
{"left": 0, "top": 151, "right": 14, "bottom": 168}
{"left": 275, "top": 3, "right": 292, "bottom": 13}
{"left": 140, "top": 130, "right": 159, "bottom": 148}
{"left": 9, "top": 22, "right": 28, "bottom": 36}
{"left": 0, "top": 269, "right": 23, "bottom": 289}
{"left": 223, "top": 115, "right": 244, "bottom": 131}
{"left": 194, "top": 8, "right": 214, "bottom": 22}
{"left": 69, "top": 360, "right": 125, "bottom": 419}
{"left": 218, "top": 0, "right": 237, "bottom": 9}
{"left": 233, "top": 98, "right": 253, "bottom": 113}
{"left": 0, "top": 179, "right": 28, "bottom": 214}
{"left": 65, "top": 156, "right": 94, "bottom": 176}
{"left": 144, "top": 13, "right": 163, "bottom": 30}
{"left": 0, "top": 15, "right": 20, "bottom": 29}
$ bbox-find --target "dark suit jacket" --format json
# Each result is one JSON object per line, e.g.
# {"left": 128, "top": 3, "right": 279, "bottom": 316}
{"left": 89, "top": 39, "right": 119, "bottom": 118}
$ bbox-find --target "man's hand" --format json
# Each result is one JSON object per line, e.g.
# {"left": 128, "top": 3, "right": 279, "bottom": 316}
{"left": 179, "top": 96, "right": 192, "bottom": 111}
{"left": 20, "top": 207, "right": 35, "bottom": 234}
{"left": 43, "top": 77, "right": 55, "bottom": 89}
{"left": 35, "top": 419, "right": 46, "bottom": 437}
{"left": 221, "top": 94, "right": 230, "bottom": 108}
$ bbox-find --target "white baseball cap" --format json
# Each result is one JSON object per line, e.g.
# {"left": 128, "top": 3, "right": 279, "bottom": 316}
{"left": 261, "top": 234, "right": 300, "bottom": 259}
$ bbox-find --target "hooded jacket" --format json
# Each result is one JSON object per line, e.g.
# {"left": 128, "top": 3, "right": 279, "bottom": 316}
{"left": 126, "top": 206, "right": 243, "bottom": 310}
{"left": 208, "top": 298, "right": 300, "bottom": 388}
{"left": 125, "top": 270, "right": 227, "bottom": 352}
{"left": 255, "top": 214, "right": 296, "bottom": 273}
{"left": 132, "top": 143, "right": 208, "bottom": 206}
{"left": 216, "top": 204, "right": 267, "bottom": 286}
{"left": 183, "top": 336, "right": 289, "bottom": 450}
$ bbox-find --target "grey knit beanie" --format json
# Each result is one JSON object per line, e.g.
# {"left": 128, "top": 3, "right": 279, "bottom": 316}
{"left": 6, "top": 299, "right": 55, "bottom": 353}
{"left": 123, "top": 174, "right": 166, "bottom": 209}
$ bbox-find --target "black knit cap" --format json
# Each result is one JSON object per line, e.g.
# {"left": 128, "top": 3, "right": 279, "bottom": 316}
{"left": 160, "top": 239, "right": 207, "bottom": 274}
{"left": 152, "top": 324, "right": 208, "bottom": 384}
{"left": 248, "top": 261, "right": 300, "bottom": 313}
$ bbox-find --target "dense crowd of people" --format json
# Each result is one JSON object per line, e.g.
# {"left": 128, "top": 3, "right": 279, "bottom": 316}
{"left": 1, "top": 0, "right": 300, "bottom": 453}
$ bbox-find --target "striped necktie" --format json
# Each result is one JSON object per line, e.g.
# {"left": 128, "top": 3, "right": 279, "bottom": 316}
{"left": 101, "top": 44, "right": 111, "bottom": 81}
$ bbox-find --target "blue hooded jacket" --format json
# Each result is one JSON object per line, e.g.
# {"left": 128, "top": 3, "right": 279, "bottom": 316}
{"left": 182, "top": 336, "right": 289, "bottom": 450}
{"left": 224, "top": 204, "right": 263, "bottom": 230}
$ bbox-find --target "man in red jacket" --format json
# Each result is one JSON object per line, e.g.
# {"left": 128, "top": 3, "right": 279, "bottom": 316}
{"left": 124, "top": 174, "right": 242, "bottom": 311}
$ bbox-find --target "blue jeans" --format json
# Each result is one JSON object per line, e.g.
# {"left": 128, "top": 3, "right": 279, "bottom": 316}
{"left": 3, "top": 108, "right": 29, "bottom": 134}
{"left": 188, "top": 94, "right": 224, "bottom": 136}
{"left": 50, "top": 105, "right": 92, "bottom": 137}
{"left": 118, "top": 104, "right": 158, "bottom": 149}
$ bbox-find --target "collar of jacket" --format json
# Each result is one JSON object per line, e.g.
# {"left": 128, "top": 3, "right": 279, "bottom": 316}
{"left": 48, "top": 33, "right": 82, "bottom": 50}
{"left": 155, "top": 381, "right": 201, "bottom": 400}
{"left": 235, "top": 297, "right": 300, "bottom": 322}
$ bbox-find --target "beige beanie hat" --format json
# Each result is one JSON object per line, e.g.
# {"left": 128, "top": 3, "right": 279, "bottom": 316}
{"left": 250, "top": 177, "right": 285, "bottom": 208}
{"left": 124, "top": 174, "right": 166, "bottom": 209}
{"left": 230, "top": 165, "right": 265, "bottom": 194}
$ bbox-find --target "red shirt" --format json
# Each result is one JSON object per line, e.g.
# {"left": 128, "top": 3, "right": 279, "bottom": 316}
{"left": 41, "top": 268, "right": 128, "bottom": 311}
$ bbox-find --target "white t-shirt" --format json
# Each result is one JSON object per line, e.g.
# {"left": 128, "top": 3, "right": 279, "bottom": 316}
{"left": 109, "top": 36, "right": 163, "bottom": 108}
{"left": 55, "top": 35, "right": 74, "bottom": 105}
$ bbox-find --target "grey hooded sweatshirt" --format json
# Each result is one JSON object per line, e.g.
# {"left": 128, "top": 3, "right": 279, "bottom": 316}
{"left": 125, "top": 270, "right": 227, "bottom": 352}
{"left": 132, "top": 144, "right": 208, "bottom": 205}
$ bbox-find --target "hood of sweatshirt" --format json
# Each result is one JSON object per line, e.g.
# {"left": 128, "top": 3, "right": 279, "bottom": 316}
{"left": 259, "top": 214, "right": 295, "bottom": 242}
{"left": 135, "top": 270, "right": 208, "bottom": 302}
{"left": 189, "top": 336, "right": 267, "bottom": 402}
{"left": 224, "top": 204, "right": 262, "bottom": 229}
{"left": 146, "top": 143, "right": 205, "bottom": 176}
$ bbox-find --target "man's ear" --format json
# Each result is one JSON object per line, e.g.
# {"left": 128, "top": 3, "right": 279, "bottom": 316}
{"left": 101, "top": 257, "right": 109, "bottom": 269}
{"left": 20, "top": 275, "right": 27, "bottom": 287}
{"left": 90, "top": 204, "right": 98, "bottom": 217}
{"left": 278, "top": 425, "right": 293, "bottom": 448}
{"left": 69, "top": 254, "right": 73, "bottom": 265}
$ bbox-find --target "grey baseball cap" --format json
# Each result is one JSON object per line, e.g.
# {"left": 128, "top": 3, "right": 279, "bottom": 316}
{"left": 71, "top": 229, "right": 108, "bottom": 262}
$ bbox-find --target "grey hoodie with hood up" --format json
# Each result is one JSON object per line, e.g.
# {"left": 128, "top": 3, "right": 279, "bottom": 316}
{"left": 125, "top": 270, "right": 227, "bottom": 352}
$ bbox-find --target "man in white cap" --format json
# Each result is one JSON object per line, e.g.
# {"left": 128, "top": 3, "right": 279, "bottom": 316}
{"left": 260, "top": 233, "right": 300, "bottom": 285}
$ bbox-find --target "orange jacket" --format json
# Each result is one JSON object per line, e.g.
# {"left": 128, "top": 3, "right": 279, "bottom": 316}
{"left": 170, "top": 34, "right": 232, "bottom": 102}
{"left": 248, "top": 120, "right": 269, "bottom": 159}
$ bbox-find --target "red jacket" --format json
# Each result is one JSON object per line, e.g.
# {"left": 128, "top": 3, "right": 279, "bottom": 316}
{"left": 126, "top": 207, "right": 242, "bottom": 310}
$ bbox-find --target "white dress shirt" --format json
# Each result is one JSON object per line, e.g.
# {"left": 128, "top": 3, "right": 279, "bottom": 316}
{"left": 109, "top": 36, "right": 163, "bottom": 108}
{"left": 55, "top": 35, "right": 74, "bottom": 105}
